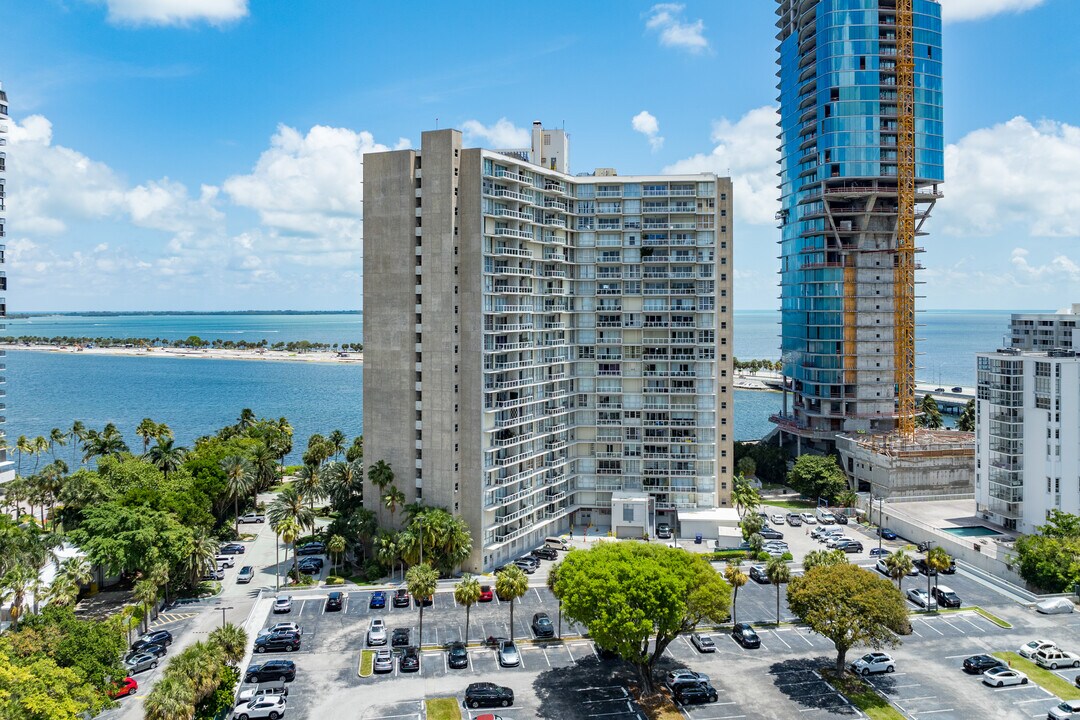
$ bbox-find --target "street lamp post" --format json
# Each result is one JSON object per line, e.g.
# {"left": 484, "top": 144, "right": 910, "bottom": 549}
{"left": 924, "top": 540, "right": 934, "bottom": 612}
{"left": 875, "top": 496, "right": 884, "bottom": 553}
{"left": 217, "top": 605, "right": 233, "bottom": 629}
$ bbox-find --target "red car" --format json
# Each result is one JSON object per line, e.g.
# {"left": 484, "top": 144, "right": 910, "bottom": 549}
{"left": 479, "top": 585, "right": 494, "bottom": 602}
{"left": 108, "top": 677, "right": 138, "bottom": 698}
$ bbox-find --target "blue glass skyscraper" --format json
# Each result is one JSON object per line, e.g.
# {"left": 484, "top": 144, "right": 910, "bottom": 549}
{"left": 772, "top": 0, "right": 943, "bottom": 452}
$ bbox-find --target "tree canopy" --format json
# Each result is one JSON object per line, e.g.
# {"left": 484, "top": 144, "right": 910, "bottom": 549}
{"left": 552, "top": 542, "right": 730, "bottom": 693}
{"left": 786, "top": 454, "right": 848, "bottom": 504}
{"left": 1014, "top": 510, "right": 1080, "bottom": 592}
{"left": 916, "top": 394, "right": 943, "bottom": 429}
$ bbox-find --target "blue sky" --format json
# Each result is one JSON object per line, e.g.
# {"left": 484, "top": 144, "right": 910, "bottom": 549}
{"left": 0, "top": 0, "right": 1078, "bottom": 311}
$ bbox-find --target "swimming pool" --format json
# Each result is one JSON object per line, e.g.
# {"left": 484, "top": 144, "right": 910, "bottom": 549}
{"left": 940, "top": 526, "right": 1000, "bottom": 538}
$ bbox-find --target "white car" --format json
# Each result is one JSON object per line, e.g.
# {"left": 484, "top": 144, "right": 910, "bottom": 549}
{"left": 373, "top": 648, "right": 394, "bottom": 673}
{"left": 875, "top": 558, "right": 919, "bottom": 577}
{"left": 231, "top": 694, "right": 286, "bottom": 719}
{"left": 906, "top": 588, "right": 937, "bottom": 610}
{"left": 272, "top": 595, "right": 292, "bottom": 614}
{"left": 771, "top": 514, "right": 785, "bottom": 525}
{"left": 691, "top": 633, "right": 716, "bottom": 653}
{"left": 1049, "top": 699, "right": 1080, "bottom": 720}
{"left": 238, "top": 512, "right": 266, "bottom": 524}
{"left": 367, "top": 618, "right": 387, "bottom": 646}
{"left": 800, "top": 512, "right": 817, "bottom": 524}
{"left": 849, "top": 652, "right": 894, "bottom": 676}
{"left": 1034, "top": 648, "right": 1080, "bottom": 670}
{"left": 826, "top": 536, "right": 851, "bottom": 549}
{"left": 262, "top": 622, "right": 302, "bottom": 637}
{"left": 236, "top": 685, "right": 287, "bottom": 704}
{"left": 982, "top": 666, "right": 1028, "bottom": 688}
{"left": 1037, "top": 597, "right": 1076, "bottom": 615}
{"left": 1019, "top": 639, "right": 1056, "bottom": 659}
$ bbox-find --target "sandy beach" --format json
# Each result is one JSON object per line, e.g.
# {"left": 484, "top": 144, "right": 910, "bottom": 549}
{"left": 1, "top": 343, "right": 364, "bottom": 365}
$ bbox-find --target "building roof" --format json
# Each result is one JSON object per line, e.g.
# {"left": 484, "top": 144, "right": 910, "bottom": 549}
{"left": 676, "top": 507, "right": 740, "bottom": 525}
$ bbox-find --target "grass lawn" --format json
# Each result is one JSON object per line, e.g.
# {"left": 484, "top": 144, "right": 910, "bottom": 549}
{"left": 992, "top": 652, "right": 1080, "bottom": 700}
{"left": 425, "top": 697, "right": 462, "bottom": 720}
{"left": 821, "top": 669, "right": 905, "bottom": 720}
{"left": 932, "top": 606, "right": 1012, "bottom": 628}
{"left": 358, "top": 650, "right": 374, "bottom": 677}
{"left": 761, "top": 499, "right": 816, "bottom": 510}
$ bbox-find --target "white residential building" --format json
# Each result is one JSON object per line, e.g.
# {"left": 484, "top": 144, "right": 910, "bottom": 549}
{"left": 975, "top": 348, "right": 1080, "bottom": 533}
{"left": 0, "top": 82, "right": 11, "bottom": 484}
{"left": 1009, "top": 305, "right": 1080, "bottom": 351}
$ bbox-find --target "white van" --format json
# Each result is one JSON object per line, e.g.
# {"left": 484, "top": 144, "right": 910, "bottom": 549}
{"left": 545, "top": 536, "right": 570, "bottom": 551}
{"left": 816, "top": 508, "right": 836, "bottom": 524}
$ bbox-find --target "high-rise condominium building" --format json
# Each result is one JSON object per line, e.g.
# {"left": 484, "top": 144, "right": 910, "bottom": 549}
{"left": 772, "top": 0, "right": 944, "bottom": 453}
{"left": 363, "top": 125, "right": 733, "bottom": 572}
{"left": 1009, "top": 305, "right": 1080, "bottom": 352}
{"left": 975, "top": 348, "right": 1080, "bottom": 533}
{"left": 0, "top": 83, "right": 11, "bottom": 484}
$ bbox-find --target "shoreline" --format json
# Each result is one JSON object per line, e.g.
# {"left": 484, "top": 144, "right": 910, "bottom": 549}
{"left": 1, "top": 343, "right": 364, "bottom": 365}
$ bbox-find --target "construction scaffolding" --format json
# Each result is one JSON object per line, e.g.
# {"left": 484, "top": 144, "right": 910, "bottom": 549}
{"left": 894, "top": 0, "right": 917, "bottom": 438}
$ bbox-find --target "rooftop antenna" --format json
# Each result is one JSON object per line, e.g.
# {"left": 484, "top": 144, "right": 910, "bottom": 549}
{"left": 435, "top": 117, "right": 439, "bottom": 129}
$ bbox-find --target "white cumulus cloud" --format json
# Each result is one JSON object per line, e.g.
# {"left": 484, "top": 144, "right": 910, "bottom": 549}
{"left": 461, "top": 118, "right": 530, "bottom": 148}
{"left": 1010, "top": 248, "right": 1080, "bottom": 283}
{"left": 941, "top": 0, "right": 1046, "bottom": 22}
{"left": 632, "top": 111, "right": 664, "bottom": 152}
{"left": 644, "top": 4, "right": 708, "bottom": 53}
{"left": 101, "top": 0, "right": 249, "bottom": 27}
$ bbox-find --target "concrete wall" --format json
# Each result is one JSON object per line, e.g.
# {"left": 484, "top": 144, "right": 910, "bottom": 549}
{"left": 837, "top": 435, "right": 975, "bottom": 499}
{"left": 716, "top": 177, "right": 735, "bottom": 509}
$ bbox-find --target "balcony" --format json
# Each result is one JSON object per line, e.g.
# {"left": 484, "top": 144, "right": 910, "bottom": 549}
{"left": 494, "top": 228, "right": 534, "bottom": 239}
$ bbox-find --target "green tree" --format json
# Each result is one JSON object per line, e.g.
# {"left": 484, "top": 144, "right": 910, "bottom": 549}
{"left": 134, "top": 578, "right": 159, "bottom": 633}
{"left": 367, "top": 460, "right": 394, "bottom": 497}
{"left": 48, "top": 428, "right": 67, "bottom": 462}
{"left": 765, "top": 556, "right": 791, "bottom": 624}
{"left": 181, "top": 531, "right": 219, "bottom": 588}
{"left": 345, "top": 435, "right": 364, "bottom": 463}
{"left": 208, "top": 623, "right": 247, "bottom": 665}
{"left": 68, "top": 421, "right": 87, "bottom": 467}
{"left": 327, "top": 534, "right": 346, "bottom": 575}
{"left": 275, "top": 516, "right": 301, "bottom": 583}
{"left": 136, "top": 418, "right": 159, "bottom": 455}
{"left": 724, "top": 562, "right": 748, "bottom": 625}
{"left": 553, "top": 543, "right": 730, "bottom": 693}
{"left": 916, "top": 393, "right": 943, "bottom": 429}
{"left": 15, "top": 435, "right": 31, "bottom": 477}
{"left": 374, "top": 531, "right": 400, "bottom": 582}
{"left": 294, "top": 464, "right": 324, "bottom": 512}
{"left": 327, "top": 430, "right": 347, "bottom": 460}
{"left": 143, "top": 674, "right": 195, "bottom": 720}
{"left": 803, "top": 549, "right": 849, "bottom": 573}
{"left": 69, "top": 503, "right": 191, "bottom": 580}
{"left": 736, "top": 456, "right": 757, "bottom": 478}
{"left": 732, "top": 474, "right": 761, "bottom": 519}
{"left": 740, "top": 513, "right": 765, "bottom": 542}
{"left": 148, "top": 438, "right": 188, "bottom": 480}
{"left": 926, "top": 546, "right": 952, "bottom": 590}
{"left": 383, "top": 485, "right": 406, "bottom": 525}
{"left": 836, "top": 488, "right": 859, "bottom": 510}
{"left": 267, "top": 484, "right": 315, "bottom": 536}
{"left": 957, "top": 399, "right": 976, "bottom": 432}
{"left": 0, "top": 650, "right": 109, "bottom": 720}
{"left": 494, "top": 565, "right": 530, "bottom": 641}
{"left": 249, "top": 443, "right": 279, "bottom": 493}
{"left": 885, "top": 549, "right": 914, "bottom": 591}
{"left": 1014, "top": 510, "right": 1080, "bottom": 592}
{"left": 405, "top": 563, "right": 438, "bottom": 649}
{"left": 787, "top": 562, "right": 908, "bottom": 673}
{"left": 454, "top": 574, "right": 482, "bottom": 644}
{"left": 787, "top": 455, "right": 848, "bottom": 504}
{"left": 221, "top": 455, "right": 254, "bottom": 535}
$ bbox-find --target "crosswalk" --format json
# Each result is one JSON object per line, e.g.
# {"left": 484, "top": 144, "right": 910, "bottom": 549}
{"left": 151, "top": 611, "right": 198, "bottom": 628}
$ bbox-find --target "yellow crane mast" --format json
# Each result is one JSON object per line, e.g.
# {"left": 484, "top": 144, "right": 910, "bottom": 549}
{"left": 895, "top": 0, "right": 917, "bottom": 438}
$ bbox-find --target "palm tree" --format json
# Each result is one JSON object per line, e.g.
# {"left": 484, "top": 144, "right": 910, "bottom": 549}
{"left": 0, "top": 565, "right": 37, "bottom": 629}
{"left": 406, "top": 562, "right": 439, "bottom": 649}
{"left": 48, "top": 428, "right": 67, "bottom": 461}
{"left": 148, "top": 438, "right": 188, "bottom": 479}
{"left": 45, "top": 574, "right": 80, "bottom": 607}
{"left": 885, "top": 549, "right": 914, "bottom": 591}
{"left": 836, "top": 489, "right": 859, "bottom": 515}
{"left": 328, "top": 429, "right": 346, "bottom": 460}
{"left": 495, "top": 564, "right": 530, "bottom": 640}
{"left": 155, "top": 423, "right": 174, "bottom": 444}
{"left": 374, "top": 531, "right": 400, "bottom": 582}
{"left": 15, "top": 435, "right": 31, "bottom": 477}
{"left": 143, "top": 674, "right": 196, "bottom": 720}
{"left": 454, "top": 574, "right": 481, "bottom": 644}
{"left": 294, "top": 464, "right": 324, "bottom": 512}
{"left": 268, "top": 484, "right": 315, "bottom": 534}
{"left": 82, "top": 424, "right": 129, "bottom": 462}
{"left": 32, "top": 436, "right": 49, "bottom": 473}
{"left": 383, "top": 485, "right": 406, "bottom": 525}
{"left": 250, "top": 443, "right": 279, "bottom": 492}
{"left": 957, "top": 399, "right": 976, "bottom": 432}
{"left": 345, "top": 435, "right": 363, "bottom": 463}
{"left": 136, "top": 418, "right": 159, "bottom": 454}
{"left": 724, "top": 562, "right": 749, "bottom": 626}
{"left": 69, "top": 421, "right": 86, "bottom": 466}
{"left": 368, "top": 460, "right": 395, "bottom": 496}
{"left": 183, "top": 531, "right": 219, "bottom": 588}
{"left": 222, "top": 455, "right": 254, "bottom": 535}
{"left": 237, "top": 408, "right": 256, "bottom": 431}
{"left": 765, "top": 557, "right": 791, "bottom": 625}
{"left": 208, "top": 623, "right": 247, "bottom": 665}
{"left": 275, "top": 516, "right": 301, "bottom": 583}
{"left": 149, "top": 561, "right": 171, "bottom": 607}
{"left": 327, "top": 534, "right": 346, "bottom": 575}
{"left": 731, "top": 474, "right": 761, "bottom": 519}
{"left": 927, "top": 546, "right": 953, "bottom": 590}
{"left": 134, "top": 578, "right": 159, "bottom": 633}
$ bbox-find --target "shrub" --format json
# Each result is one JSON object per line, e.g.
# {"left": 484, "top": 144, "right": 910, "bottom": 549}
{"left": 325, "top": 575, "right": 345, "bottom": 585}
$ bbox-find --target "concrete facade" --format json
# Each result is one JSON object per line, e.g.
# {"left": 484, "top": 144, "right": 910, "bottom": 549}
{"left": 364, "top": 126, "right": 733, "bottom": 572}
{"left": 975, "top": 348, "right": 1080, "bottom": 534}
{"left": 0, "top": 83, "right": 12, "bottom": 484}
{"left": 1009, "top": 305, "right": 1080, "bottom": 352}
{"left": 837, "top": 431, "right": 974, "bottom": 500}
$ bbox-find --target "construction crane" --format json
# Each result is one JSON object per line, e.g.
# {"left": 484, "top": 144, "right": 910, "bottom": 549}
{"left": 894, "top": 0, "right": 917, "bottom": 438}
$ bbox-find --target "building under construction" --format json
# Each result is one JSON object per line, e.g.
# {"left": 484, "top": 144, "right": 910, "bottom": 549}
{"left": 772, "top": 0, "right": 972, "bottom": 494}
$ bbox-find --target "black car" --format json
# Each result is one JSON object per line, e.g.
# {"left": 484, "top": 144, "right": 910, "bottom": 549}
{"left": 295, "top": 542, "right": 325, "bottom": 556}
{"left": 759, "top": 527, "right": 784, "bottom": 540}
{"left": 913, "top": 558, "right": 936, "bottom": 576}
{"left": 370, "top": 591, "right": 386, "bottom": 609}
{"left": 124, "top": 643, "right": 166, "bottom": 663}
{"left": 531, "top": 612, "right": 555, "bottom": 638}
{"left": 464, "top": 682, "right": 514, "bottom": 709}
{"left": 392, "top": 589, "right": 411, "bottom": 608}
{"left": 674, "top": 682, "right": 719, "bottom": 706}
{"left": 839, "top": 541, "right": 864, "bottom": 554}
{"left": 254, "top": 631, "right": 301, "bottom": 653}
{"left": 447, "top": 641, "right": 469, "bottom": 669}
{"left": 245, "top": 660, "right": 296, "bottom": 683}
{"left": 656, "top": 522, "right": 672, "bottom": 539}
{"left": 131, "top": 630, "right": 173, "bottom": 652}
{"left": 391, "top": 628, "right": 410, "bottom": 648}
{"left": 963, "top": 654, "right": 1005, "bottom": 674}
{"left": 297, "top": 557, "right": 324, "bottom": 575}
{"left": 748, "top": 565, "right": 769, "bottom": 584}
{"left": 399, "top": 646, "right": 420, "bottom": 672}
{"left": 414, "top": 594, "right": 433, "bottom": 608}
{"left": 531, "top": 546, "right": 558, "bottom": 561}
{"left": 325, "top": 591, "right": 343, "bottom": 611}
{"left": 731, "top": 622, "right": 760, "bottom": 648}
{"left": 932, "top": 586, "right": 962, "bottom": 608}
{"left": 219, "top": 543, "right": 245, "bottom": 555}
{"left": 834, "top": 513, "right": 849, "bottom": 525}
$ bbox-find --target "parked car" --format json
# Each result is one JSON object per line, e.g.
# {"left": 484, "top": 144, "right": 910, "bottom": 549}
{"left": 245, "top": 660, "right": 296, "bottom": 683}
{"left": 1035, "top": 648, "right": 1080, "bottom": 670}
{"left": 124, "top": 652, "right": 159, "bottom": 674}
{"left": 906, "top": 588, "right": 937, "bottom": 610}
{"left": 665, "top": 669, "right": 711, "bottom": 692}
{"left": 369, "top": 591, "right": 386, "bottom": 609}
{"left": 231, "top": 694, "right": 286, "bottom": 719}
{"left": 932, "top": 585, "right": 962, "bottom": 608}
{"left": 272, "top": 595, "right": 292, "bottom": 614}
{"left": 367, "top": 618, "right": 387, "bottom": 646}
{"left": 875, "top": 558, "right": 919, "bottom": 577}
{"left": 325, "top": 591, "right": 343, "bottom": 611}
{"left": 1038, "top": 597, "right": 1076, "bottom": 615}
{"left": 869, "top": 547, "right": 890, "bottom": 557}
{"left": 877, "top": 528, "right": 898, "bottom": 540}
{"left": 759, "top": 527, "right": 784, "bottom": 540}
{"left": 238, "top": 512, "right": 265, "bottom": 524}
{"left": 513, "top": 559, "right": 537, "bottom": 574}
{"left": 800, "top": 512, "right": 817, "bottom": 524}
{"left": 816, "top": 510, "right": 836, "bottom": 524}
{"left": 656, "top": 522, "right": 673, "bottom": 539}
{"left": 399, "top": 646, "right": 420, "bottom": 672}
{"left": 497, "top": 640, "right": 521, "bottom": 667}
{"left": 532, "top": 613, "right": 555, "bottom": 638}
{"left": 373, "top": 648, "right": 394, "bottom": 673}
{"left": 749, "top": 565, "right": 769, "bottom": 584}
{"left": 391, "top": 628, "right": 410, "bottom": 648}
{"left": 297, "top": 557, "right": 323, "bottom": 575}
{"left": 262, "top": 622, "right": 302, "bottom": 637}
{"left": 771, "top": 514, "right": 785, "bottom": 525}
{"left": 982, "top": 666, "right": 1028, "bottom": 687}
{"left": 838, "top": 541, "right": 863, "bottom": 554}
{"left": 516, "top": 555, "right": 539, "bottom": 569}
{"left": 786, "top": 513, "right": 803, "bottom": 527}
{"left": 219, "top": 543, "right": 246, "bottom": 555}
{"left": 826, "top": 536, "right": 851, "bottom": 549}
{"left": 393, "top": 588, "right": 411, "bottom": 608}
{"left": 131, "top": 630, "right": 173, "bottom": 651}
{"left": 731, "top": 623, "right": 760, "bottom": 649}
{"left": 414, "top": 593, "right": 433, "bottom": 607}
{"left": 531, "top": 546, "right": 558, "bottom": 560}
{"left": 254, "top": 631, "right": 301, "bottom": 653}
{"left": 691, "top": 632, "right": 717, "bottom": 653}
{"left": 108, "top": 677, "right": 138, "bottom": 699}
{"left": 447, "top": 640, "right": 469, "bottom": 669}
{"left": 201, "top": 567, "right": 225, "bottom": 581}
{"left": 674, "top": 682, "right": 719, "bottom": 705}
{"left": 834, "top": 513, "right": 849, "bottom": 525}
{"left": 479, "top": 585, "right": 494, "bottom": 602}
{"left": 295, "top": 541, "right": 325, "bottom": 556}
{"left": 1049, "top": 700, "right": 1080, "bottom": 720}
{"left": 963, "top": 654, "right": 1005, "bottom": 674}
{"left": 236, "top": 682, "right": 288, "bottom": 703}
{"left": 237, "top": 565, "right": 255, "bottom": 583}
{"left": 850, "top": 652, "right": 894, "bottom": 675}
{"left": 1019, "top": 640, "right": 1056, "bottom": 659}
{"left": 215, "top": 554, "right": 236, "bottom": 569}
{"left": 464, "top": 682, "right": 514, "bottom": 709}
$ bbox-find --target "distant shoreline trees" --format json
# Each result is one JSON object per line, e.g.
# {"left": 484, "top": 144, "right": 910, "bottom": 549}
{"left": 0, "top": 335, "right": 363, "bottom": 353}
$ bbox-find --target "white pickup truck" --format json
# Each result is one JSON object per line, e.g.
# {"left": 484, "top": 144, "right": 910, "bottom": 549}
{"left": 238, "top": 512, "right": 266, "bottom": 524}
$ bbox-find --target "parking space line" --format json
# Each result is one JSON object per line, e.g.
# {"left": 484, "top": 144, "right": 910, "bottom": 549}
{"left": 770, "top": 630, "right": 792, "bottom": 649}
{"left": 565, "top": 643, "right": 574, "bottom": 662}
{"left": 918, "top": 619, "right": 944, "bottom": 635}
{"left": 938, "top": 617, "right": 964, "bottom": 634}
{"left": 943, "top": 654, "right": 972, "bottom": 659}
{"left": 793, "top": 629, "right": 814, "bottom": 647}
{"left": 958, "top": 614, "right": 982, "bottom": 632}
{"left": 534, "top": 587, "right": 543, "bottom": 603}
{"left": 912, "top": 710, "right": 953, "bottom": 715}
{"left": 1016, "top": 696, "right": 1053, "bottom": 704}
